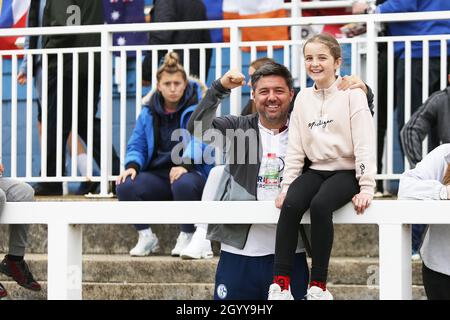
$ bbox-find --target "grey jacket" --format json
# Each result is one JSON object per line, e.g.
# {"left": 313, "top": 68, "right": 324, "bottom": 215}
{"left": 400, "top": 87, "right": 450, "bottom": 167}
{"left": 187, "top": 79, "right": 308, "bottom": 250}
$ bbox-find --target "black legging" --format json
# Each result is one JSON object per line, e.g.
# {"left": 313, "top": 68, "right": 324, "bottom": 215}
{"left": 422, "top": 263, "right": 450, "bottom": 300}
{"left": 274, "top": 169, "right": 359, "bottom": 282}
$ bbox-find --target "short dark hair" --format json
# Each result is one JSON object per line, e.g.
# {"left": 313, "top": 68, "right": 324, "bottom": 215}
{"left": 251, "top": 62, "right": 293, "bottom": 91}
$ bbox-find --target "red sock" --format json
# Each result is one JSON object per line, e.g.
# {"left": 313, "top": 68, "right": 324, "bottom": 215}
{"left": 273, "top": 275, "right": 290, "bottom": 291}
{"left": 310, "top": 280, "right": 327, "bottom": 291}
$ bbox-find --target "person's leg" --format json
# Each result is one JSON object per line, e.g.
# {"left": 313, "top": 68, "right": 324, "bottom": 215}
{"left": 171, "top": 172, "right": 206, "bottom": 233}
{"left": 308, "top": 170, "right": 359, "bottom": 285}
{"left": 273, "top": 170, "right": 324, "bottom": 286}
{"left": 214, "top": 252, "right": 262, "bottom": 300}
{"left": 422, "top": 263, "right": 450, "bottom": 300}
{"left": 0, "top": 178, "right": 41, "bottom": 291}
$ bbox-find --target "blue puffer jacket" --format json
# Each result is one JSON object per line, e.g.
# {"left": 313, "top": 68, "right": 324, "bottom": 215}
{"left": 125, "top": 79, "right": 213, "bottom": 178}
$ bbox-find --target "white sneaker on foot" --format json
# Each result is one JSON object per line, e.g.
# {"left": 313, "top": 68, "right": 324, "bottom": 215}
{"left": 180, "top": 236, "right": 213, "bottom": 260}
{"left": 171, "top": 232, "right": 193, "bottom": 256}
{"left": 306, "top": 286, "right": 333, "bottom": 300}
{"left": 129, "top": 229, "right": 160, "bottom": 256}
{"left": 268, "top": 283, "right": 294, "bottom": 300}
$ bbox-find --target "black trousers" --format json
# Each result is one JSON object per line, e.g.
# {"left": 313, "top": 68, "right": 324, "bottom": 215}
{"left": 422, "top": 263, "right": 450, "bottom": 300}
{"left": 274, "top": 169, "right": 359, "bottom": 282}
{"left": 45, "top": 70, "right": 120, "bottom": 177}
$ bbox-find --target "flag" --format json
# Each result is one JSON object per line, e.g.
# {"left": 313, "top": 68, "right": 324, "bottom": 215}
{"left": 222, "top": 0, "right": 289, "bottom": 51}
{"left": 0, "top": 0, "right": 30, "bottom": 51}
{"left": 103, "top": 0, "right": 148, "bottom": 56}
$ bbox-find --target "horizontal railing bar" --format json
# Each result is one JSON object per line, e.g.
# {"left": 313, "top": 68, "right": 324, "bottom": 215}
{"left": 1, "top": 12, "right": 450, "bottom": 37}
{"left": 1, "top": 201, "right": 450, "bottom": 225}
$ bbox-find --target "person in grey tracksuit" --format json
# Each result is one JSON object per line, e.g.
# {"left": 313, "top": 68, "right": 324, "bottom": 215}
{"left": 398, "top": 143, "right": 450, "bottom": 300}
{"left": 0, "top": 163, "right": 41, "bottom": 299}
{"left": 401, "top": 85, "right": 450, "bottom": 167}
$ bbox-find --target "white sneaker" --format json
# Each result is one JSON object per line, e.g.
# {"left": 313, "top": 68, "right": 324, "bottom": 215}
{"left": 129, "top": 230, "right": 160, "bottom": 256}
{"left": 306, "top": 286, "right": 334, "bottom": 300}
{"left": 180, "top": 236, "right": 213, "bottom": 260}
{"left": 268, "top": 283, "right": 294, "bottom": 300}
{"left": 171, "top": 232, "right": 193, "bottom": 256}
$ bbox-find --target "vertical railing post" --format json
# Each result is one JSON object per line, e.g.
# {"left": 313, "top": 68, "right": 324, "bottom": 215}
{"left": 379, "top": 224, "right": 412, "bottom": 300}
{"left": 229, "top": 26, "right": 241, "bottom": 116}
{"left": 100, "top": 31, "right": 113, "bottom": 196}
{"left": 366, "top": 18, "right": 378, "bottom": 167}
{"left": 47, "top": 222, "right": 83, "bottom": 300}
{"left": 290, "top": 0, "right": 302, "bottom": 87}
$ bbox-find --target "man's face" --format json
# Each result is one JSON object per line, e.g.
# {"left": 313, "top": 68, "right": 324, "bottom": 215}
{"left": 252, "top": 75, "right": 294, "bottom": 127}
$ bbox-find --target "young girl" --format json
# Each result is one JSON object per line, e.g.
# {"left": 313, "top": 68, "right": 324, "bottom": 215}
{"left": 268, "top": 33, "right": 376, "bottom": 300}
{"left": 116, "top": 52, "right": 213, "bottom": 259}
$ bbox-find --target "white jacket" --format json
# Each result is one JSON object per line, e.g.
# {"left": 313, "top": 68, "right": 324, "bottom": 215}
{"left": 398, "top": 143, "right": 450, "bottom": 276}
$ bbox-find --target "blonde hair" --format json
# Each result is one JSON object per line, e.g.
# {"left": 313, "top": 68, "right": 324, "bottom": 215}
{"left": 156, "top": 52, "right": 187, "bottom": 82}
{"left": 303, "top": 33, "right": 342, "bottom": 61}
{"left": 444, "top": 165, "right": 450, "bottom": 185}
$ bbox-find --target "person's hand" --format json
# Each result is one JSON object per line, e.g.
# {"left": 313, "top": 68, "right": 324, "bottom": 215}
{"left": 339, "top": 75, "right": 368, "bottom": 94}
{"left": 17, "top": 72, "right": 27, "bottom": 85}
{"left": 352, "top": 192, "right": 373, "bottom": 215}
{"left": 220, "top": 70, "right": 246, "bottom": 90}
{"left": 116, "top": 168, "right": 137, "bottom": 185}
{"left": 0, "top": 163, "right": 4, "bottom": 175}
{"left": 169, "top": 166, "right": 187, "bottom": 184}
{"left": 352, "top": 1, "right": 369, "bottom": 14}
{"left": 275, "top": 192, "right": 287, "bottom": 209}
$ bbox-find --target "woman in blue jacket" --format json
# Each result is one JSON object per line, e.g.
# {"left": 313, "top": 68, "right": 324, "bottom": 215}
{"left": 116, "top": 52, "right": 212, "bottom": 257}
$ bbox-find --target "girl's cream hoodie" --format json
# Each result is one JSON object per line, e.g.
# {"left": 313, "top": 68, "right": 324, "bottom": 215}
{"left": 281, "top": 77, "right": 376, "bottom": 195}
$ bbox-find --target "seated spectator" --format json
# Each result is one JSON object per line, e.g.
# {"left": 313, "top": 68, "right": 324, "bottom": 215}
{"left": 116, "top": 52, "right": 212, "bottom": 258}
{"left": 400, "top": 73, "right": 450, "bottom": 259}
{"left": 0, "top": 163, "right": 41, "bottom": 300}
{"left": 398, "top": 143, "right": 450, "bottom": 300}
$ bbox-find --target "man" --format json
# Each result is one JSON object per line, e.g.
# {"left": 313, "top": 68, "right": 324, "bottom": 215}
{"left": 186, "top": 62, "right": 373, "bottom": 300}
{"left": 34, "top": 0, "right": 120, "bottom": 195}
{"left": 0, "top": 164, "right": 41, "bottom": 300}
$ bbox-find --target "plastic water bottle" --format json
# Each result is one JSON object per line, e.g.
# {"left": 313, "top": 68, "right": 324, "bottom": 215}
{"left": 263, "top": 153, "right": 280, "bottom": 200}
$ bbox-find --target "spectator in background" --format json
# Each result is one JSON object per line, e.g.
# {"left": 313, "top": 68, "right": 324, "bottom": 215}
{"left": 36, "top": 0, "right": 121, "bottom": 195}
{"left": 352, "top": 0, "right": 390, "bottom": 198}
{"left": 0, "top": 163, "right": 41, "bottom": 299}
{"left": 354, "top": 0, "right": 450, "bottom": 260}
{"left": 116, "top": 52, "right": 213, "bottom": 258}
{"left": 353, "top": 0, "right": 450, "bottom": 149}
{"left": 18, "top": 0, "right": 95, "bottom": 195}
{"left": 398, "top": 143, "right": 450, "bottom": 300}
{"left": 142, "top": 0, "right": 212, "bottom": 86}
{"left": 203, "top": 0, "right": 224, "bottom": 44}
{"left": 401, "top": 74, "right": 450, "bottom": 167}
{"left": 400, "top": 74, "right": 450, "bottom": 257}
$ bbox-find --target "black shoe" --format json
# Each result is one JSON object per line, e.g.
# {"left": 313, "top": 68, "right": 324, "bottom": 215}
{"left": 33, "top": 182, "right": 63, "bottom": 196}
{"left": 0, "top": 256, "right": 41, "bottom": 291}
{"left": 0, "top": 282, "right": 8, "bottom": 300}
{"left": 77, "top": 181, "right": 100, "bottom": 195}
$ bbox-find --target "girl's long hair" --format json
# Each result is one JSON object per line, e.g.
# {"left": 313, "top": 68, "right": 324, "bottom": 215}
{"left": 444, "top": 164, "right": 450, "bottom": 185}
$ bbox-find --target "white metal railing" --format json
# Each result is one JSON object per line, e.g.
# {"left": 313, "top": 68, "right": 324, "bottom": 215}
{"left": 1, "top": 199, "right": 449, "bottom": 300}
{"left": 1, "top": 11, "right": 450, "bottom": 194}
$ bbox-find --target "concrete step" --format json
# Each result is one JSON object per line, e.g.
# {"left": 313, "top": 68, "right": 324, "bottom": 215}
{"left": 0, "top": 282, "right": 426, "bottom": 300}
{"left": 0, "top": 254, "right": 423, "bottom": 285}
{"left": 1, "top": 223, "right": 379, "bottom": 257}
